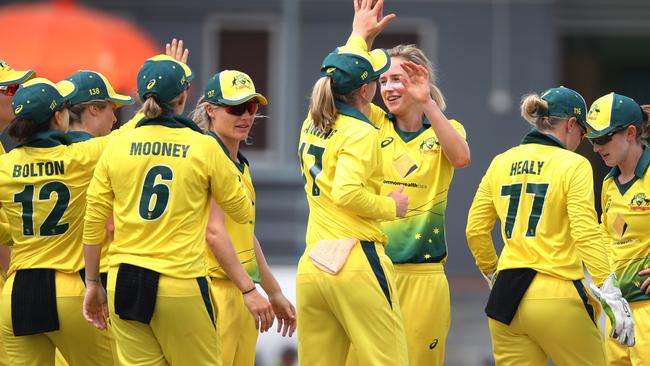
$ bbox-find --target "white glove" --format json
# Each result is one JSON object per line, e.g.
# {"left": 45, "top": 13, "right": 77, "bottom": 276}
{"left": 482, "top": 271, "right": 496, "bottom": 289}
{"left": 589, "top": 274, "right": 635, "bottom": 346}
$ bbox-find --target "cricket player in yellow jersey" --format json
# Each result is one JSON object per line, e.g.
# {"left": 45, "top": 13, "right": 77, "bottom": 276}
{"left": 0, "top": 77, "right": 123, "bottom": 365}
{"left": 466, "top": 87, "right": 635, "bottom": 366}
{"left": 584, "top": 93, "right": 650, "bottom": 365}
{"left": 0, "top": 60, "right": 33, "bottom": 366}
{"left": 297, "top": 1, "right": 409, "bottom": 365}
{"left": 191, "top": 70, "right": 296, "bottom": 366}
{"left": 365, "top": 48, "right": 469, "bottom": 365}
{"left": 82, "top": 55, "right": 253, "bottom": 366}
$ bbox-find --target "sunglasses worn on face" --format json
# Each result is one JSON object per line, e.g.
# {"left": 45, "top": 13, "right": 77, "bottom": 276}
{"left": 588, "top": 127, "right": 627, "bottom": 145}
{"left": 218, "top": 102, "right": 258, "bottom": 116}
{"left": 0, "top": 84, "right": 19, "bottom": 96}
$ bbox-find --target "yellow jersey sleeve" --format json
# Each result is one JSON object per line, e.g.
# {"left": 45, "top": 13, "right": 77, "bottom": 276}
{"left": 207, "top": 151, "right": 253, "bottom": 224}
{"left": 565, "top": 159, "right": 610, "bottom": 286}
{"left": 83, "top": 150, "right": 114, "bottom": 246}
{"left": 332, "top": 130, "right": 396, "bottom": 221}
{"left": 0, "top": 220, "right": 11, "bottom": 246}
{"left": 466, "top": 159, "right": 500, "bottom": 274}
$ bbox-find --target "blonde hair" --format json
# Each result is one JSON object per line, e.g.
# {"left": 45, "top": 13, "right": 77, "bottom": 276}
{"left": 520, "top": 93, "right": 567, "bottom": 130}
{"left": 138, "top": 94, "right": 185, "bottom": 119}
{"left": 190, "top": 96, "right": 212, "bottom": 130}
{"left": 387, "top": 44, "right": 446, "bottom": 111}
{"left": 308, "top": 77, "right": 357, "bottom": 134}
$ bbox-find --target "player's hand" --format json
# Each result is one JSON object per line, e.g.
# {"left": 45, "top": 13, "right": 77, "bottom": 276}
{"left": 388, "top": 185, "right": 408, "bottom": 217}
{"left": 589, "top": 274, "right": 635, "bottom": 346}
{"left": 638, "top": 268, "right": 650, "bottom": 295}
{"left": 243, "top": 288, "right": 275, "bottom": 333}
{"left": 400, "top": 61, "right": 433, "bottom": 106}
{"left": 165, "top": 38, "right": 189, "bottom": 64}
{"left": 352, "top": 0, "right": 396, "bottom": 48}
{"left": 83, "top": 282, "right": 109, "bottom": 331}
{"left": 268, "top": 292, "right": 297, "bottom": 337}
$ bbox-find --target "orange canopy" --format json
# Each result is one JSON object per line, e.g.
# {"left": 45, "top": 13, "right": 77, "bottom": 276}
{"left": 0, "top": 1, "right": 159, "bottom": 94}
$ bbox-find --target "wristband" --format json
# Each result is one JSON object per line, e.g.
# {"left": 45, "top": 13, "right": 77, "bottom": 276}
{"left": 242, "top": 286, "right": 256, "bottom": 295}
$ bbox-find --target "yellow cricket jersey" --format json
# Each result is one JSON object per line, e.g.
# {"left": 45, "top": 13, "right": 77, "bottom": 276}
{"left": 600, "top": 147, "right": 650, "bottom": 302}
{"left": 83, "top": 115, "right": 253, "bottom": 279}
{"left": 0, "top": 142, "right": 11, "bottom": 247}
{"left": 67, "top": 130, "right": 111, "bottom": 273}
{"left": 466, "top": 130, "right": 610, "bottom": 285}
{"left": 298, "top": 101, "right": 396, "bottom": 248}
{"left": 369, "top": 104, "right": 466, "bottom": 264}
{"left": 205, "top": 131, "right": 260, "bottom": 283}
{"left": 0, "top": 130, "right": 109, "bottom": 275}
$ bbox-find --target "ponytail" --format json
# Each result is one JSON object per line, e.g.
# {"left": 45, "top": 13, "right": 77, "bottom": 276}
{"left": 139, "top": 96, "right": 163, "bottom": 119}
{"left": 309, "top": 77, "right": 337, "bottom": 134}
{"left": 520, "top": 93, "right": 565, "bottom": 130}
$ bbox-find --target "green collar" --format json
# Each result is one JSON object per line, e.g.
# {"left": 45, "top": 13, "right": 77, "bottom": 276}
{"left": 521, "top": 129, "right": 565, "bottom": 149}
{"left": 66, "top": 130, "right": 95, "bottom": 143}
{"left": 136, "top": 114, "right": 204, "bottom": 134}
{"left": 21, "top": 130, "right": 72, "bottom": 148}
{"left": 387, "top": 112, "right": 430, "bottom": 143}
{"left": 206, "top": 131, "right": 249, "bottom": 173}
{"left": 334, "top": 101, "right": 374, "bottom": 127}
{"left": 605, "top": 147, "right": 650, "bottom": 195}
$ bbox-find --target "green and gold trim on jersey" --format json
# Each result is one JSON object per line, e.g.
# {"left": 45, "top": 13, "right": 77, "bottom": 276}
{"left": 205, "top": 131, "right": 260, "bottom": 283}
{"left": 602, "top": 147, "right": 650, "bottom": 302}
{"left": 375, "top": 108, "right": 466, "bottom": 264}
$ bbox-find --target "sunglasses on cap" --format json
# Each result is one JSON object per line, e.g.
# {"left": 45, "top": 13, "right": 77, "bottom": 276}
{"left": 216, "top": 101, "right": 258, "bottom": 116}
{"left": 0, "top": 84, "right": 19, "bottom": 96}
{"left": 587, "top": 126, "right": 628, "bottom": 146}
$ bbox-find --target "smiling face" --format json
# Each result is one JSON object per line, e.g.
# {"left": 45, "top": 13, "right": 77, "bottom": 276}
{"left": 379, "top": 57, "right": 416, "bottom": 116}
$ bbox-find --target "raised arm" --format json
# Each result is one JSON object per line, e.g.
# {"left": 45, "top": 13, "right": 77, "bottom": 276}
{"left": 400, "top": 61, "right": 470, "bottom": 168}
{"left": 351, "top": 0, "right": 396, "bottom": 49}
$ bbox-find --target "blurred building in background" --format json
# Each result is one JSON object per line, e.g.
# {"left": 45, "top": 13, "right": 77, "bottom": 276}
{"left": 2, "top": 0, "right": 649, "bottom": 364}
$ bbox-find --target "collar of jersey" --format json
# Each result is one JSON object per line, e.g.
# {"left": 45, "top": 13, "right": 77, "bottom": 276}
{"left": 66, "top": 130, "right": 95, "bottom": 143}
{"left": 21, "top": 130, "right": 72, "bottom": 148}
{"left": 205, "top": 130, "right": 249, "bottom": 173}
{"left": 387, "top": 112, "right": 430, "bottom": 143}
{"left": 136, "top": 114, "right": 204, "bottom": 134}
{"left": 520, "top": 129, "right": 565, "bottom": 149}
{"left": 605, "top": 146, "right": 650, "bottom": 195}
{"left": 334, "top": 100, "right": 374, "bottom": 127}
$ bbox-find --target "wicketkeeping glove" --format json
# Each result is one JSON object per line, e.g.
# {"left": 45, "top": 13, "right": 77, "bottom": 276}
{"left": 589, "top": 274, "right": 635, "bottom": 346}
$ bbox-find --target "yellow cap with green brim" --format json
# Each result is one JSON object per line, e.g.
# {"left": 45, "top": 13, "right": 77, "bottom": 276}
{"left": 0, "top": 60, "right": 34, "bottom": 86}
{"left": 204, "top": 70, "right": 268, "bottom": 106}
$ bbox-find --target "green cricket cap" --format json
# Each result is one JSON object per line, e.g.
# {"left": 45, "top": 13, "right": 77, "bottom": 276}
{"left": 137, "top": 55, "right": 193, "bottom": 105}
{"left": 12, "top": 77, "right": 75, "bottom": 125}
{"left": 320, "top": 44, "right": 390, "bottom": 94}
{"left": 539, "top": 86, "right": 587, "bottom": 124}
{"left": 65, "top": 70, "right": 134, "bottom": 107}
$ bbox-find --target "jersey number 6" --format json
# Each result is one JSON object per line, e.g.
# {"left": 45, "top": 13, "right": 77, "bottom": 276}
{"left": 139, "top": 165, "right": 173, "bottom": 221}
{"left": 500, "top": 182, "right": 549, "bottom": 239}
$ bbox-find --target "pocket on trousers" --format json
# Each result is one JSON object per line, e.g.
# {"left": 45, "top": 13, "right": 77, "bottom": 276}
{"left": 114, "top": 263, "right": 160, "bottom": 324}
{"left": 12, "top": 269, "right": 59, "bottom": 336}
